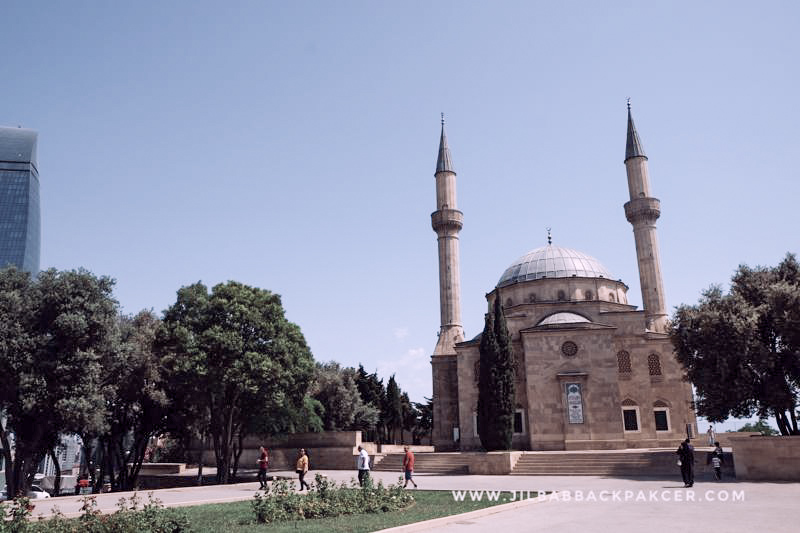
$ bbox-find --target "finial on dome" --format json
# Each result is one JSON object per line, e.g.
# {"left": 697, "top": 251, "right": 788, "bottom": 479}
{"left": 626, "top": 97, "right": 631, "bottom": 110}
{"left": 547, "top": 227, "right": 552, "bottom": 245}
{"left": 441, "top": 112, "right": 445, "bottom": 126}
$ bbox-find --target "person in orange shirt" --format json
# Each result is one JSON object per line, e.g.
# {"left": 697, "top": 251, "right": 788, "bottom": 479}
{"left": 402, "top": 445, "right": 417, "bottom": 488}
{"left": 295, "top": 448, "right": 310, "bottom": 491}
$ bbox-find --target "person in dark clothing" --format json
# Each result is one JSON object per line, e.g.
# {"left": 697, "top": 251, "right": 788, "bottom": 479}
{"left": 711, "top": 441, "right": 724, "bottom": 481}
{"left": 256, "top": 446, "right": 269, "bottom": 489}
{"left": 676, "top": 438, "right": 695, "bottom": 487}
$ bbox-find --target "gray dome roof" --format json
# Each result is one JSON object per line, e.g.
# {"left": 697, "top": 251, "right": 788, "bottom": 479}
{"left": 498, "top": 245, "right": 614, "bottom": 287}
{"left": 537, "top": 312, "right": 591, "bottom": 326}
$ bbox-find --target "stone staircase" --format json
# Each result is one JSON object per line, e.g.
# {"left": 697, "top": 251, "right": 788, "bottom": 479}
{"left": 372, "top": 453, "right": 469, "bottom": 474}
{"left": 511, "top": 450, "right": 735, "bottom": 477}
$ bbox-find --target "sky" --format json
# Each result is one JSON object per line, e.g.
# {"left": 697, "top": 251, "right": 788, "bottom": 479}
{"left": 2, "top": 1, "right": 798, "bottom": 431}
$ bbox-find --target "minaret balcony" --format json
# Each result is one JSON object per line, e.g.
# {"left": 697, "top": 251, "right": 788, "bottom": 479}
{"left": 431, "top": 209, "right": 464, "bottom": 231}
{"left": 624, "top": 197, "right": 661, "bottom": 224}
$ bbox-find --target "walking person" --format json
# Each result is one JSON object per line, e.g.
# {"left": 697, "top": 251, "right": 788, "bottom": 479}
{"left": 707, "top": 425, "right": 715, "bottom": 446}
{"left": 711, "top": 441, "right": 724, "bottom": 481}
{"left": 296, "top": 448, "right": 310, "bottom": 491}
{"left": 357, "top": 445, "right": 371, "bottom": 487}
{"left": 676, "top": 438, "right": 695, "bottom": 487}
{"left": 402, "top": 445, "right": 417, "bottom": 489}
{"left": 256, "top": 446, "right": 269, "bottom": 489}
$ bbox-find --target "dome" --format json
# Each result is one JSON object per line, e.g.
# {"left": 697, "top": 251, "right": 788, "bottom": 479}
{"left": 497, "top": 245, "right": 614, "bottom": 287}
{"left": 537, "top": 312, "right": 591, "bottom": 326}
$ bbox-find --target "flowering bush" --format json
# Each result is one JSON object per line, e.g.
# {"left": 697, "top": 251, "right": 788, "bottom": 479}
{"left": 251, "top": 474, "right": 413, "bottom": 523}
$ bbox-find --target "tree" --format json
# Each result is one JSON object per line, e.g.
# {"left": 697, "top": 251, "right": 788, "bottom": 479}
{"left": 384, "top": 375, "right": 403, "bottom": 444}
{"left": 355, "top": 365, "right": 385, "bottom": 442}
{"left": 102, "top": 311, "right": 169, "bottom": 491}
{"left": 735, "top": 419, "right": 779, "bottom": 436}
{"left": 477, "top": 296, "right": 515, "bottom": 450}
{"left": 0, "top": 267, "right": 117, "bottom": 498}
{"left": 310, "top": 362, "right": 379, "bottom": 431}
{"left": 157, "top": 281, "right": 316, "bottom": 483}
{"left": 671, "top": 253, "right": 800, "bottom": 435}
{"left": 412, "top": 398, "right": 433, "bottom": 445}
{"left": 400, "top": 392, "right": 416, "bottom": 444}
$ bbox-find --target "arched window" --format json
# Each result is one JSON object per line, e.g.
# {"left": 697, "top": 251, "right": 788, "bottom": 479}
{"left": 609, "top": 292, "right": 617, "bottom": 302}
{"left": 474, "top": 359, "right": 480, "bottom": 383}
{"left": 528, "top": 293, "right": 536, "bottom": 303}
{"left": 557, "top": 290, "right": 566, "bottom": 301}
{"left": 617, "top": 351, "right": 632, "bottom": 373}
{"left": 585, "top": 290, "right": 593, "bottom": 300}
{"left": 648, "top": 354, "right": 662, "bottom": 376}
{"left": 506, "top": 297, "right": 513, "bottom": 307}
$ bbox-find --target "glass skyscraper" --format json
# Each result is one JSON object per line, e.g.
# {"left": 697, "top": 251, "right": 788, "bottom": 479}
{"left": 0, "top": 126, "right": 40, "bottom": 274}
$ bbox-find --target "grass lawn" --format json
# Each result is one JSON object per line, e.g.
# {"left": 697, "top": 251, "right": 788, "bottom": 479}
{"left": 182, "top": 490, "right": 511, "bottom": 532}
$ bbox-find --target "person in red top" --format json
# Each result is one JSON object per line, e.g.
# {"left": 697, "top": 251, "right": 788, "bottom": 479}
{"left": 256, "top": 446, "right": 269, "bottom": 489}
{"left": 402, "top": 445, "right": 417, "bottom": 488}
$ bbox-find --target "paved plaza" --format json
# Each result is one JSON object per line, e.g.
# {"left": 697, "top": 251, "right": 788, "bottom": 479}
{"left": 24, "top": 468, "right": 798, "bottom": 532}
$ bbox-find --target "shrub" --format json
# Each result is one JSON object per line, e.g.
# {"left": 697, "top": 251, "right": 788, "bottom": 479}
{"left": 251, "top": 474, "right": 413, "bottom": 524}
{"left": 1, "top": 494, "right": 191, "bottom": 533}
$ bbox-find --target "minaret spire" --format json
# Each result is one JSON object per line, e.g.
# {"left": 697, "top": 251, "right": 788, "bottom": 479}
{"left": 623, "top": 101, "right": 668, "bottom": 332}
{"left": 625, "top": 99, "right": 647, "bottom": 161}
{"left": 436, "top": 113, "right": 455, "bottom": 173}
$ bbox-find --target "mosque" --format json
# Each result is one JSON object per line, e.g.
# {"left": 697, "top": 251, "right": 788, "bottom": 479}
{"left": 429, "top": 106, "right": 697, "bottom": 451}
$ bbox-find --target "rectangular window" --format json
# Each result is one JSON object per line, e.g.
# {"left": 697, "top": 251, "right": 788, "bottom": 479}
{"left": 654, "top": 409, "right": 669, "bottom": 431}
{"left": 623, "top": 408, "right": 639, "bottom": 431}
{"left": 514, "top": 410, "right": 524, "bottom": 434}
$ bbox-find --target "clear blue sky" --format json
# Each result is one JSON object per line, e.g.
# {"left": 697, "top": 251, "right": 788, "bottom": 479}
{"left": 2, "top": 1, "right": 797, "bottom": 431}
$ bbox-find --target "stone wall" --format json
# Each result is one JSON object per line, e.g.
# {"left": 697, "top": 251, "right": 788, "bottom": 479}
{"left": 187, "top": 431, "right": 374, "bottom": 471}
{"left": 729, "top": 435, "right": 800, "bottom": 481}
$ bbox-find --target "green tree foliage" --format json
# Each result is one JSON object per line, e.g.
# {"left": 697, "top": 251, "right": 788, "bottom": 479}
{"left": 671, "top": 253, "right": 800, "bottom": 435}
{"left": 157, "top": 281, "right": 316, "bottom": 483}
{"left": 100, "top": 311, "right": 170, "bottom": 492}
{"left": 477, "top": 296, "right": 515, "bottom": 450}
{"left": 412, "top": 397, "right": 433, "bottom": 445}
{"left": 355, "top": 365, "right": 385, "bottom": 442}
{"left": 734, "top": 419, "right": 780, "bottom": 436}
{"left": 0, "top": 267, "right": 117, "bottom": 498}
{"left": 310, "top": 362, "right": 379, "bottom": 431}
{"left": 384, "top": 375, "right": 403, "bottom": 444}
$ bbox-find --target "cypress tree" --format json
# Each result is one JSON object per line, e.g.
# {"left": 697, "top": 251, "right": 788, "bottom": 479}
{"left": 477, "top": 294, "right": 515, "bottom": 450}
{"left": 493, "top": 295, "right": 515, "bottom": 450}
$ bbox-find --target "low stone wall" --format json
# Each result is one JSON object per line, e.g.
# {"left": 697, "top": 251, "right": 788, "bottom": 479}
{"left": 187, "top": 431, "right": 373, "bottom": 471}
{"left": 464, "top": 452, "right": 523, "bottom": 475}
{"left": 378, "top": 445, "right": 435, "bottom": 454}
{"left": 729, "top": 435, "right": 800, "bottom": 481}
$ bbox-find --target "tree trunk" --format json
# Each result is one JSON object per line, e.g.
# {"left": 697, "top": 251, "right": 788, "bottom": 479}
{"left": 197, "top": 433, "right": 206, "bottom": 486}
{"left": 789, "top": 405, "right": 800, "bottom": 435}
{"left": 0, "top": 423, "right": 15, "bottom": 499}
{"left": 232, "top": 431, "right": 244, "bottom": 481}
{"left": 48, "top": 447, "right": 62, "bottom": 496}
{"left": 776, "top": 411, "right": 790, "bottom": 435}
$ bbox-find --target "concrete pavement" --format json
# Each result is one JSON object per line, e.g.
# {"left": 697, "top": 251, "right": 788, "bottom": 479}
{"left": 24, "top": 469, "right": 799, "bottom": 532}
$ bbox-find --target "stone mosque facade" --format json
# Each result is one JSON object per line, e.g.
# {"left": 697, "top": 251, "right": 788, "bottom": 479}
{"left": 430, "top": 107, "right": 697, "bottom": 451}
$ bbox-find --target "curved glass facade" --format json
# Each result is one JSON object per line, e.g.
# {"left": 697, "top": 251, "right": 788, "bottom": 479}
{"left": 0, "top": 127, "right": 40, "bottom": 274}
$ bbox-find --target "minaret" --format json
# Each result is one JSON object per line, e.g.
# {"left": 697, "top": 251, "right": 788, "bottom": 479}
{"left": 430, "top": 114, "right": 464, "bottom": 451}
{"left": 432, "top": 114, "right": 464, "bottom": 354}
{"left": 623, "top": 101, "right": 669, "bottom": 332}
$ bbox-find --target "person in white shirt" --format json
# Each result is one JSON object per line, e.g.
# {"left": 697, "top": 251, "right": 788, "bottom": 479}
{"left": 356, "top": 445, "right": 371, "bottom": 487}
